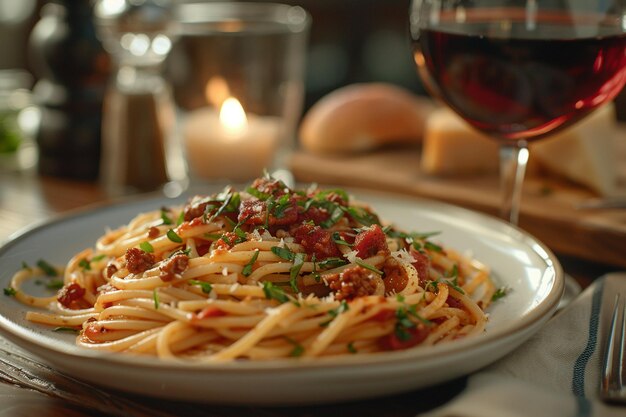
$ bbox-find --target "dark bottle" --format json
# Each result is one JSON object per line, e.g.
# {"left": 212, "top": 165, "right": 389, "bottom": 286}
{"left": 29, "top": 0, "right": 111, "bottom": 180}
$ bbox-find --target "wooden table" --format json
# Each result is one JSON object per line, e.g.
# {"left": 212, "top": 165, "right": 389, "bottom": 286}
{"left": 0, "top": 170, "right": 617, "bottom": 416}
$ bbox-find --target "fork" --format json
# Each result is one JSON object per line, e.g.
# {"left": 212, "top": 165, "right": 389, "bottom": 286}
{"left": 600, "top": 292, "right": 626, "bottom": 403}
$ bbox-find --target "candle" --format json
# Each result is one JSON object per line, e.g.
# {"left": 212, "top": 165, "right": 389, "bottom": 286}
{"left": 183, "top": 97, "right": 281, "bottom": 181}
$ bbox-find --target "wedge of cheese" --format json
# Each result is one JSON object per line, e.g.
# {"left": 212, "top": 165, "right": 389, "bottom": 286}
{"left": 531, "top": 104, "right": 617, "bottom": 196}
{"left": 421, "top": 104, "right": 618, "bottom": 195}
{"left": 421, "top": 107, "right": 499, "bottom": 175}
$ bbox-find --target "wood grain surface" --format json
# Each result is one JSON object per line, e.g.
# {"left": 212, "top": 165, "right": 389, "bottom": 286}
{"left": 290, "top": 137, "right": 626, "bottom": 268}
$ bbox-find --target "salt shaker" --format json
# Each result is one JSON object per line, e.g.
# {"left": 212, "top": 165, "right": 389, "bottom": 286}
{"left": 94, "top": 0, "right": 187, "bottom": 196}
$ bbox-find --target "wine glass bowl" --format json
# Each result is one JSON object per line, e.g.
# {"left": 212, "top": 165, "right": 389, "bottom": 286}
{"left": 410, "top": 1, "right": 626, "bottom": 223}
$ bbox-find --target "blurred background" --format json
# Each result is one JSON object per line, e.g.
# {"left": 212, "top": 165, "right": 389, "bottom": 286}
{"left": 0, "top": 0, "right": 424, "bottom": 110}
{"left": 4, "top": 0, "right": 625, "bottom": 177}
{"left": 0, "top": 0, "right": 426, "bottom": 181}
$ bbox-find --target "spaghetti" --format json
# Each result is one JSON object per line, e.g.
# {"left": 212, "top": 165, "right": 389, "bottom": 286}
{"left": 9, "top": 176, "right": 498, "bottom": 361}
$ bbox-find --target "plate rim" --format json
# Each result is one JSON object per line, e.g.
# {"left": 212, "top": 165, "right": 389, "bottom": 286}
{"left": 0, "top": 189, "right": 564, "bottom": 373}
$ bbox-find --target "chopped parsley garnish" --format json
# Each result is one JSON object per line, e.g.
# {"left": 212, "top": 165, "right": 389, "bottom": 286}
{"left": 386, "top": 229, "right": 442, "bottom": 254}
{"left": 332, "top": 232, "right": 352, "bottom": 247}
{"left": 233, "top": 226, "right": 247, "bottom": 240}
{"left": 355, "top": 259, "right": 384, "bottom": 275}
{"left": 272, "top": 194, "right": 292, "bottom": 219}
{"left": 284, "top": 337, "right": 305, "bottom": 357}
{"left": 271, "top": 246, "right": 295, "bottom": 261}
{"left": 385, "top": 229, "right": 440, "bottom": 241}
{"left": 395, "top": 308, "right": 415, "bottom": 341}
{"left": 139, "top": 241, "right": 154, "bottom": 253}
{"left": 330, "top": 300, "right": 350, "bottom": 317}
{"left": 320, "top": 300, "right": 349, "bottom": 327}
{"left": 176, "top": 211, "right": 185, "bottom": 226}
{"left": 242, "top": 250, "right": 260, "bottom": 277}
{"left": 301, "top": 197, "right": 317, "bottom": 212}
{"left": 228, "top": 225, "right": 247, "bottom": 245}
{"left": 424, "top": 241, "right": 443, "bottom": 252}
{"left": 36, "top": 259, "right": 57, "bottom": 277}
{"left": 347, "top": 342, "right": 357, "bottom": 353}
{"left": 92, "top": 254, "right": 106, "bottom": 262}
{"left": 289, "top": 253, "right": 306, "bottom": 293}
{"left": 492, "top": 287, "right": 509, "bottom": 302}
{"left": 264, "top": 196, "right": 276, "bottom": 229}
{"left": 320, "top": 204, "right": 345, "bottom": 229}
{"left": 270, "top": 246, "right": 306, "bottom": 293}
{"left": 53, "top": 327, "right": 79, "bottom": 334}
{"left": 396, "top": 294, "right": 432, "bottom": 326}
{"left": 412, "top": 241, "right": 423, "bottom": 251}
{"left": 311, "top": 254, "right": 320, "bottom": 282}
{"left": 262, "top": 281, "right": 290, "bottom": 304}
{"left": 425, "top": 266, "right": 465, "bottom": 295}
{"left": 166, "top": 229, "right": 183, "bottom": 243}
{"left": 299, "top": 189, "right": 356, "bottom": 229}
{"left": 78, "top": 259, "right": 90, "bottom": 270}
{"left": 189, "top": 280, "right": 213, "bottom": 294}
{"left": 425, "top": 280, "right": 439, "bottom": 293}
{"left": 78, "top": 258, "right": 91, "bottom": 271}
{"left": 168, "top": 248, "right": 191, "bottom": 258}
{"left": 392, "top": 294, "right": 432, "bottom": 341}
{"left": 206, "top": 191, "right": 240, "bottom": 223}
{"left": 79, "top": 255, "right": 106, "bottom": 271}
{"left": 21, "top": 261, "right": 31, "bottom": 271}
{"left": 153, "top": 289, "right": 160, "bottom": 309}
{"left": 206, "top": 207, "right": 219, "bottom": 224}
{"left": 45, "top": 279, "right": 64, "bottom": 290}
{"left": 312, "top": 188, "right": 349, "bottom": 203}
{"left": 443, "top": 265, "right": 464, "bottom": 294}
{"left": 220, "top": 234, "right": 233, "bottom": 247}
{"left": 3, "top": 287, "right": 16, "bottom": 296}
{"left": 161, "top": 208, "right": 173, "bottom": 225}
{"left": 246, "top": 186, "right": 271, "bottom": 201}
{"left": 316, "top": 258, "right": 348, "bottom": 270}
{"left": 340, "top": 206, "right": 380, "bottom": 226}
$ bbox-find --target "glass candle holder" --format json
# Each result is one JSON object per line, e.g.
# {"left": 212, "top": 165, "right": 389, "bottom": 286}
{"left": 168, "top": 2, "right": 310, "bottom": 184}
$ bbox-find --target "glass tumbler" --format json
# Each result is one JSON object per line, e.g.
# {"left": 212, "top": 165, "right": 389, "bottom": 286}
{"left": 168, "top": 2, "right": 310, "bottom": 184}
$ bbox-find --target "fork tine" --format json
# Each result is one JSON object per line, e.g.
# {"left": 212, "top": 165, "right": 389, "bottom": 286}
{"left": 619, "top": 296, "right": 625, "bottom": 390}
{"left": 601, "top": 293, "right": 626, "bottom": 403}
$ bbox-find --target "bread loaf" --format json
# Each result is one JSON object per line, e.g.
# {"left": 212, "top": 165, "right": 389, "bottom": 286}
{"left": 299, "top": 83, "right": 434, "bottom": 155}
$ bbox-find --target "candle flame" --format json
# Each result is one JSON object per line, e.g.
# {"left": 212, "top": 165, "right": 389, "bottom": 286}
{"left": 219, "top": 97, "right": 248, "bottom": 137}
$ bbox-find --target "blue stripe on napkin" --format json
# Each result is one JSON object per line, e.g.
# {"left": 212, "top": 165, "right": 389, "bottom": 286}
{"left": 571, "top": 278, "right": 604, "bottom": 417}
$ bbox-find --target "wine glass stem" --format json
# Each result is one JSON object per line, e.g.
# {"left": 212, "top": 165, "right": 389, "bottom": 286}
{"left": 499, "top": 141, "right": 529, "bottom": 225}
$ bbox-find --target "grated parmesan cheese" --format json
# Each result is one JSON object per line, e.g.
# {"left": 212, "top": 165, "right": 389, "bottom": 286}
{"left": 391, "top": 249, "right": 416, "bottom": 264}
{"left": 343, "top": 250, "right": 359, "bottom": 263}
{"left": 250, "top": 229, "right": 262, "bottom": 241}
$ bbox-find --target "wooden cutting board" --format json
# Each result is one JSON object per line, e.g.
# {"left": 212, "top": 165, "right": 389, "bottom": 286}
{"left": 289, "top": 139, "right": 626, "bottom": 268}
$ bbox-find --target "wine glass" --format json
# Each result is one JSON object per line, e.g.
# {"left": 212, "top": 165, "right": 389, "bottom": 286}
{"left": 410, "top": 0, "right": 626, "bottom": 225}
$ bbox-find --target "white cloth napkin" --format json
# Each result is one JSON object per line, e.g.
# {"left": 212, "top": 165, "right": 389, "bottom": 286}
{"left": 420, "top": 275, "right": 624, "bottom": 417}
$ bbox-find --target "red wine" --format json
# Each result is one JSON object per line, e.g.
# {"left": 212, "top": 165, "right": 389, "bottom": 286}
{"left": 414, "top": 21, "right": 626, "bottom": 141}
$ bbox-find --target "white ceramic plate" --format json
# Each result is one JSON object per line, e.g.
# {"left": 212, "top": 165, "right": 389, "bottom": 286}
{"left": 0, "top": 189, "right": 563, "bottom": 405}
